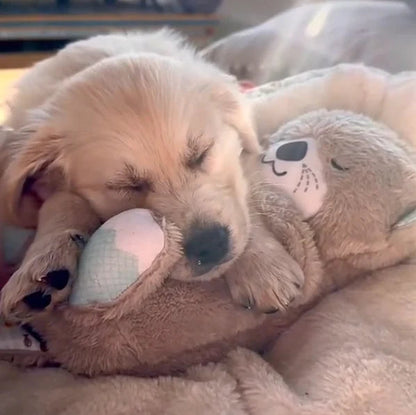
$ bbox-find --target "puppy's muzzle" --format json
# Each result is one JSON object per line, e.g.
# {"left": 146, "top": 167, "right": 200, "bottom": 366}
{"left": 184, "top": 224, "right": 229, "bottom": 276}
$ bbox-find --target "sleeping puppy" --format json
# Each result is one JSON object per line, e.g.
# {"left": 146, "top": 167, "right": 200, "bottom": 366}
{"left": 0, "top": 30, "right": 301, "bottom": 322}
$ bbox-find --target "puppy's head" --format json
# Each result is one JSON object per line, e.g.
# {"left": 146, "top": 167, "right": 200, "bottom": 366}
{"left": 262, "top": 110, "right": 416, "bottom": 272}
{"left": 3, "top": 53, "right": 259, "bottom": 279}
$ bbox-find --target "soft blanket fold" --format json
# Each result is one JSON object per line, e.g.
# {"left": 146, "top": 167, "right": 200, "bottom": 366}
{"left": 2, "top": 64, "right": 416, "bottom": 415}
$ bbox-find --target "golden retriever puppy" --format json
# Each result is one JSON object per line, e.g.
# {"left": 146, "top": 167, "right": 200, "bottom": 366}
{"left": 0, "top": 30, "right": 301, "bottom": 322}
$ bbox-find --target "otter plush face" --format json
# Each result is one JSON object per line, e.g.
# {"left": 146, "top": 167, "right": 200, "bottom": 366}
{"left": 262, "top": 137, "right": 328, "bottom": 219}
{"left": 262, "top": 110, "right": 416, "bottom": 263}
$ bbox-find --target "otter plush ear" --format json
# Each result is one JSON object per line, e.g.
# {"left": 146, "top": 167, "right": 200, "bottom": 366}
{"left": 213, "top": 79, "right": 260, "bottom": 154}
{"left": 2, "top": 124, "right": 65, "bottom": 228}
{"left": 392, "top": 208, "right": 416, "bottom": 230}
{"left": 380, "top": 207, "right": 416, "bottom": 266}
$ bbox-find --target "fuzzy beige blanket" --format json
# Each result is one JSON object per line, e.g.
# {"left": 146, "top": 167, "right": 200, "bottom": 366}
{"left": 0, "top": 360, "right": 245, "bottom": 415}
{"left": 3, "top": 263, "right": 416, "bottom": 415}
{"left": 2, "top": 64, "right": 416, "bottom": 415}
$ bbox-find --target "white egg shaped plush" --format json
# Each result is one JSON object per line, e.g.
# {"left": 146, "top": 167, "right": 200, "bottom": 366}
{"left": 70, "top": 209, "right": 165, "bottom": 306}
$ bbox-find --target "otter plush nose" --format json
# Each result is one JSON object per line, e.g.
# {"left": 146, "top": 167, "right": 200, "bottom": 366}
{"left": 184, "top": 225, "right": 229, "bottom": 275}
{"left": 276, "top": 141, "right": 308, "bottom": 161}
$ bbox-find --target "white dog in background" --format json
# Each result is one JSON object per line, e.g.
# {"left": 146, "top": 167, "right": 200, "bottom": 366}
{"left": 205, "top": 1, "right": 416, "bottom": 83}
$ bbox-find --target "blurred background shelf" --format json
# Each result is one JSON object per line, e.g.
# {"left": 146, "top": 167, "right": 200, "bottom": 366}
{"left": 0, "top": 0, "right": 222, "bottom": 14}
{"left": 0, "top": 0, "right": 221, "bottom": 67}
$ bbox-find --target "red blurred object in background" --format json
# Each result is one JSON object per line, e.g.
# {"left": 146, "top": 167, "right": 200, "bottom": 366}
{"left": 239, "top": 80, "right": 256, "bottom": 92}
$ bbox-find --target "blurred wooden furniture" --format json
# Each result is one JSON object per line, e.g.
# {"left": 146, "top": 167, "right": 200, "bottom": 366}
{"left": 0, "top": 11, "right": 218, "bottom": 44}
{"left": 0, "top": 1, "right": 220, "bottom": 68}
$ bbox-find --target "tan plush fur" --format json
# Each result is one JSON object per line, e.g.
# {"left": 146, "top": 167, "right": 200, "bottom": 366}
{"left": 225, "top": 73, "right": 416, "bottom": 414}
{"left": 2, "top": 99, "right": 416, "bottom": 414}
{"left": 17, "top": 101, "right": 416, "bottom": 381}
{"left": 0, "top": 361, "right": 246, "bottom": 415}
{"left": 227, "top": 261, "right": 416, "bottom": 415}
{"left": 223, "top": 109, "right": 416, "bottom": 415}
{"left": 0, "top": 29, "right": 308, "bottom": 324}
{"left": 1, "top": 55, "right": 416, "bottom": 415}
{"left": 251, "top": 63, "right": 416, "bottom": 148}
{"left": 1, "top": 64, "right": 416, "bottom": 379}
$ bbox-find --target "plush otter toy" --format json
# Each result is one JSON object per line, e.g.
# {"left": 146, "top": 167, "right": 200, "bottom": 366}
{"left": 2, "top": 65, "right": 416, "bottom": 378}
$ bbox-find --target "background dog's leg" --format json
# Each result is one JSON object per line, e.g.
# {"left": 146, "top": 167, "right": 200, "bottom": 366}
{"left": 0, "top": 192, "right": 100, "bottom": 323}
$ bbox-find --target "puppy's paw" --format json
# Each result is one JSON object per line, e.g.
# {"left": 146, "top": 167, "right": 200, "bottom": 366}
{"left": 225, "top": 239, "right": 304, "bottom": 314}
{"left": 0, "top": 230, "right": 86, "bottom": 324}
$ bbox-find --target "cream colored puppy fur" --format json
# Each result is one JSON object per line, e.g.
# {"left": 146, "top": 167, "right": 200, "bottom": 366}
{"left": 0, "top": 29, "right": 306, "bottom": 322}
{"left": 2, "top": 97, "right": 416, "bottom": 415}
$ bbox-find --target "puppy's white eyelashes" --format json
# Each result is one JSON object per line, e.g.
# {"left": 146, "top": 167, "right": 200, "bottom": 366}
{"left": 105, "top": 182, "right": 152, "bottom": 199}
{"left": 105, "top": 178, "right": 153, "bottom": 197}
{"left": 187, "top": 147, "right": 211, "bottom": 169}
{"left": 106, "top": 162, "right": 153, "bottom": 195}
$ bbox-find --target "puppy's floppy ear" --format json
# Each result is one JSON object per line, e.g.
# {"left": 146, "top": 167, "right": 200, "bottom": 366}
{"left": 213, "top": 78, "right": 260, "bottom": 154}
{"left": 1, "top": 123, "right": 66, "bottom": 228}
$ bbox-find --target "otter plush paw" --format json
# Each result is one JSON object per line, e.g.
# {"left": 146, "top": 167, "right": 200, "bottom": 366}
{"left": 225, "top": 234, "right": 304, "bottom": 313}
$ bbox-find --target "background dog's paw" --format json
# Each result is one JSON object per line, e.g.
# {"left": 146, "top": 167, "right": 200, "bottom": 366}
{"left": 225, "top": 238, "right": 304, "bottom": 313}
{"left": 0, "top": 230, "right": 86, "bottom": 324}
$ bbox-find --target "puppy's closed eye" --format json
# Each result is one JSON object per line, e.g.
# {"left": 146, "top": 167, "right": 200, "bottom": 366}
{"left": 186, "top": 135, "right": 213, "bottom": 169}
{"left": 187, "top": 147, "right": 211, "bottom": 169}
{"left": 106, "top": 180, "right": 152, "bottom": 199}
{"left": 106, "top": 163, "right": 152, "bottom": 196}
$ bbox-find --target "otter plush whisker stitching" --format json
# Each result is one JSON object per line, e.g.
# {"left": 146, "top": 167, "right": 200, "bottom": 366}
{"left": 261, "top": 138, "right": 327, "bottom": 219}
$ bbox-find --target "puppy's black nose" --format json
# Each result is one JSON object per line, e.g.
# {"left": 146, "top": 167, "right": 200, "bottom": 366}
{"left": 276, "top": 141, "right": 308, "bottom": 161}
{"left": 184, "top": 224, "right": 229, "bottom": 275}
